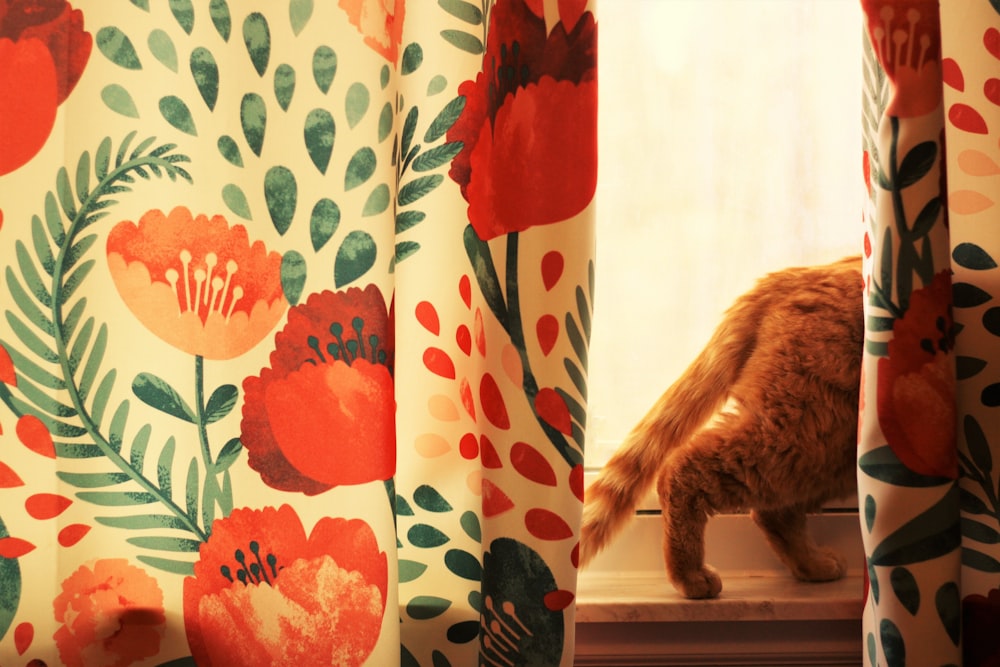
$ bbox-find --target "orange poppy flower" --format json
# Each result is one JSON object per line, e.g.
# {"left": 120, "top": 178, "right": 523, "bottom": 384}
{"left": 183, "top": 505, "right": 387, "bottom": 666}
{"left": 0, "top": 0, "right": 92, "bottom": 175}
{"left": 337, "top": 0, "right": 405, "bottom": 63}
{"left": 53, "top": 558, "right": 166, "bottom": 667}
{"left": 241, "top": 286, "right": 395, "bottom": 494}
{"left": 106, "top": 207, "right": 287, "bottom": 360}
{"left": 877, "top": 271, "right": 957, "bottom": 478}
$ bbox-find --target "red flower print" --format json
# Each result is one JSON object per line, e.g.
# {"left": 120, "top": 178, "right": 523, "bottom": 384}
{"left": 184, "top": 505, "right": 387, "bottom": 667}
{"left": 861, "top": 1, "right": 941, "bottom": 118}
{"left": 0, "top": 0, "right": 92, "bottom": 175}
{"left": 106, "top": 207, "right": 288, "bottom": 360}
{"left": 877, "top": 271, "right": 956, "bottom": 478}
{"left": 965, "top": 588, "right": 1000, "bottom": 667}
{"left": 447, "top": 0, "right": 597, "bottom": 240}
{"left": 337, "top": 0, "right": 404, "bottom": 63}
{"left": 241, "top": 286, "right": 395, "bottom": 494}
{"left": 53, "top": 558, "right": 166, "bottom": 667}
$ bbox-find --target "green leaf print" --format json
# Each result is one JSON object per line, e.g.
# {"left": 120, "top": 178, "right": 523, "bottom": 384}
{"left": 312, "top": 45, "right": 337, "bottom": 93}
{"left": 304, "top": 108, "right": 335, "bottom": 174}
{"left": 222, "top": 183, "right": 252, "bottom": 219}
{"left": 148, "top": 29, "right": 178, "bottom": 72}
{"left": 427, "top": 75, "right": 448, "bottom": 96}
{"left": 407, "top": 524, "right": 450, "bottom": 549}
{"left": 280, "top": 250, "right": 307, "bottom": 306}
{"left": 935, "top": 582, "right": 961, "bottom": 646}
{"left": 395, "top": 211, "right": 425, "bottom": 233}
{"left": 953, "top": 242, "right": 998, "bottom": 270}
{"left": 190, "top": 47, "right": 220, "bottom": 110}
{"left": 264, "top": 165, "right": 297, "bottom": 235}
{"left": 362, "top": 184, "right": 390, "bottom": 217}
{"left": 204, "top": 385, "right": 238, "bottom": 424}
{"left": 240, "top": 93, "right": 267, "bottom": 156}
{"left": 889, "top": 567, "right": 919, "bottom": 615}
{"left": 309, "top": 198, "right": 340, "bottom": 252}
{"left": 399, "top": 559, "right": 428, "bottom": 583}
{"left": 398, "top": 175, "right": 443, "bottom": 207}
{"left": 401, "top": 43, "right": 423, "bottom": 75}
{"left": 217, "top": 135, "right": 243, "bottom": 167}
{"left": 130, "top": 0, "right": 149, "bottom": 9}
{"left": 243, "top": 12, "right": 271, "bottom": 76}
{"left": 345, "top": 147, "right": 376, "bottom": 190}
{"left": 274, "top": 64, "right": 296, "bottom": 111}
{"left": 407, "top": 596, "right": 452, "bottom": 620}
{"left": 378, "top": 102, "right": 394, "bottom": 142}
{"left": 896, "top": 141, "right": 937, "bottom": 190}
{"left": 101, "top": 83, "right": 139, "bottom": 118}
{"left": 963, "top": 547, "right": 1000, "bottom": 572}
{"left": 413, "top": 485, "right": 453, "bottom": 512}
{"left": 159, "top": 96, "right": 198, "bottom": 136}
{"left": 346, "top": 82, "right": 370, "bottom": 128}
{"left": 425, "top": 95, "right": 466, "bottom": 143}
{"left": 0, "top": 514, "right": 21, "bottom": 642}
{"left": 209, "top": 0, "right": 232, "bottom": 41}
{"left": 859, "top": 445, "right": 952, "bottom": 487}
{"left": 132, "top": 373, "right": 196, "bottom": 422}
{"left": 880, "top": 619, "right": 905, "bottom": 667}
{"left": 169, "top": 0, "right": 195, "bottom": 35}
{"left": 334, "top": 230, "right": 376, "bottom": 288}
{"left": 439, "top": 0, "right": 483, "bottom": 24}
{"left": 444, "top": 549, "right": 482, "bottom": 581}
{"left": 97, "top": 27, "right": 142, "bottom": 70}
{"left": 440, "top": 29, "right": 484, "bottom": 55}
{"left": 869, "top": 485, "right": 960, "bottom": 567}
{"left": 290, "top": 0, "right": 314, "bottom": 35}
{"left": 412, "top": 142, "right": 463, "bottom": 172}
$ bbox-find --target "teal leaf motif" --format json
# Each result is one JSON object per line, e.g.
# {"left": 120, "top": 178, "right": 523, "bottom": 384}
{"left": 264, "top": 166, "right": 297, "bottom": 235}
{"left": 428, "top": 75, "right": 447, "bottom": 96}
{"left": 101, "top": 85, "right": 139, "bottom": 118}
{"left": 865, "top": 494, "right": 876, "bottom": 532}
{"left": 954, "top": 242, "right": 998, "bottom": 270}
{"left": 889, "top": 567, "right": 919, "bottom": 614}
{"left": 132, "top": 373, "right": 195, "bottom": 422}
{"left": 216, "top": 438, "right": 243, "bottom": 472}
{"left": 309, "top": 198, "right": 340, "bottom": 252}
{"left": 380, "top": 64, "right": 390, "bottom": 89}
{"left": 204, "top": 385, "right": 238, "bottom": 424}
{"left": 962, "top": 517, "right": 1000, "bottom": 544}
{"left": 440, "top": 30, "right": 483, "bottom": 55}
{"left": 222, "top": 183, "right": 252, "bottom": 219}
{"left": 217, "top": 135, "right": 243, "bottom": 167}
{"left": 148, "top": 30, "right": 178, "bottom": 72}
{"left": 378, "top": 102, "right": 394, "bottom": 142}
{"left": 963, "top": 547, "right": 1000, "bottom": 572}
{"left": 209, "top": 0, "right": 232, "bottom": 41}
{"left": 243, "top": 12, "right": 271, "bottom": 76}
{"left": 241, "top": 93, "right": 267, "bottom": 157}
{"left": 880, "top": 619, "right": 905, "bottom": 667}
{"left": 407, "top": 596, "right": 451, "bottom": 620}
{"left": 407, "top": 524, "right": 450, "bottom": 548}
{"left": 396, "top": 495, "right": 415, "bottom": 517}
{"left": 159, "top": 96, "right": 198, "bottom": 136}
{"left": 345, "top": 147, "right": 376, "bottom": 190}
{"left": 169, "top": 0, "right": 195, "bottom": 35}
{"left": 425, "top": 95, "right": 467, "bottom": 143}
{"left": 396, "top": 211, "right": 425, "bottom": 233}
{"left": 952, "top": 282, "right": 992, "bottom": 308}
{"left": 129, "top": 0, "right": 149, "bottom": 8}
{"left": 936, "top": 582, "right": 961, "bottom": 646}
{"left": 363, "top": 184, "right": 390, "bottom": 217}
{"left": 399, "top": 175, "right": 443, "bottom": 207}
{"left": 334, "top": 230, "right": 376, "bottom": 288}
{"left": 965, "top": 414, "right": 993, "bottom": 474}
{"left": 858, "top": 445, "right": 952, "bottom": 487}
{"left": 346, "top": 82, "right": 370, "bottom": 128}
{"left": 97, "top": 27, "right": 142, "bottom": 70}
{"left": 960, "top": 487, "right": 990, "bottom": 515}
{"left": 460, "top": 510, "right": 481, "bottom": 542}
{"left": 401, "top": 43, "right": 423, "bottom": 75}
{"left": 304, "top": 108, "right": 335, "bottom": 174}
{"left": 439, "top": 0, "right": 483, "bottom": 24}
{"left": 412, "top": 142, "right": 463, "bottom": 172}
{"left": 290, "top": 0, "right": 314, "bottom": 35}
{"left": 280, "top": 250, "right": 307, "bottom": 306}
{"left": 413, "top": 485, "right": 453, "bottom": 512}
{"left": 0, "top": 515, "right": 22, "bottom": 641}
{"left": 313, "top": 46, "right": 337, "bottom": 93}
{"left": 463, "top": 224, "right": 508, "bottom": 328}
{"left": 274, "top": 64, "right": 296, "bottom": 111}
{"left": 869, "top": 485, "right": 960, "bottom": 567}
{"left": 897, "top": 140, "right": 937, "bottom": 189}
{"left": 399, "top": 559, "right": 427, "bottom": 583}
{"left": 444, "top": 549, "right": 482, "bottom": 581}
{"left": 395, "top": 241, "right": 420, "bottom": 264}
{"left": 190, "top": 47, "right": 220, "bottom": 110}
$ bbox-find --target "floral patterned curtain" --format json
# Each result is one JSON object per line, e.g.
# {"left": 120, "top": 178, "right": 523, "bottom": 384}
{"left": 0, "top": 1, "right": 596, "bottom": 665}
{"left": 860, "top": 0, "right": 1000, "bottom": 664}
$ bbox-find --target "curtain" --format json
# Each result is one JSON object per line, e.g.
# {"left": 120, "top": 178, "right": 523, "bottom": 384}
{"left": 860, "top": 1, "right": 1000, "bottom": 664}
{"left": 0, "top": 1, "right": 596, "bottom": 665}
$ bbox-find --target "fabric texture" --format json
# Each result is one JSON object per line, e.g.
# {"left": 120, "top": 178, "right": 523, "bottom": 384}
{"left": 0, "top": 1, "right": 596, "bottom": 665}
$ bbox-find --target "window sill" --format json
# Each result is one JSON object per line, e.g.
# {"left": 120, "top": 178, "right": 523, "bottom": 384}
{"left": 574, "top": 513, "right": 865, "bottom": 666}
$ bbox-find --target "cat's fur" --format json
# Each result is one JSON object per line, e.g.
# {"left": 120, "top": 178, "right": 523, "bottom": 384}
{"left": 579, "top": 256, "right": 864, "bottom": 598}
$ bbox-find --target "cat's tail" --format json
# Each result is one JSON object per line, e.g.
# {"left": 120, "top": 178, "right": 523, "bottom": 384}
{"left": 578, "top": 299, "right": 762, "bottom": 568}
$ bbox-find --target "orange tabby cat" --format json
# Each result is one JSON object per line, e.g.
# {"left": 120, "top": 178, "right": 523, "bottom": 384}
{"left": 579, "top": 256, "right": 864, "bottom": 598}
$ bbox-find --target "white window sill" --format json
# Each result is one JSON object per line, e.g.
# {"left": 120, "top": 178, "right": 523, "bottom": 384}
{"left": 575, "top": 512, "right": 865, "bottom": 666}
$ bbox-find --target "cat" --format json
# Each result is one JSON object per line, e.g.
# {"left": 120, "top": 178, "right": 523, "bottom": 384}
{"left": 579, "top": 256, "right": 864, "bottom": 599}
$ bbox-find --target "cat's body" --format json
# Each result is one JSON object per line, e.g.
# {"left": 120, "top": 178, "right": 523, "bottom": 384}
{"left": 579, "top": 256, "right": 864, "bottom": 598}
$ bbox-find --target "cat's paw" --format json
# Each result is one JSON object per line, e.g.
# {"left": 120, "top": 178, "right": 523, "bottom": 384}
{"left": 791, "top": 546, "right": 847, "bottom": 582}
{"left": 672, "top": 564, "right": 723, "bottom": 599}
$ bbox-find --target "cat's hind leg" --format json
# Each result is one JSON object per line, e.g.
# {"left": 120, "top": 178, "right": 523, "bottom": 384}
{"left": 751, "top": 506, "right": 847, "bottom": 582}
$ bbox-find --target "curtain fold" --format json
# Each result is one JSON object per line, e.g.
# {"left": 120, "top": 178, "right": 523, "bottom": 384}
{"left": 0, "top": 1, "right": 596, "bottom": 665}
{"left": 860, "top": 1, "right": 1000, "bottom": 664}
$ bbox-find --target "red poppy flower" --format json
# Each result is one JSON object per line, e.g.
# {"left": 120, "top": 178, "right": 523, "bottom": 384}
{"left": 447, "top": 0, "right": 597, "bottom": 240}
{"left": 53, "top": 558, "right": 166, "bottom": 667}
{"left": 861, "top": 1, "right": 941, "bottom": 118}
{"left": 184, "top": 505, "right": 387, "bottom": 666}
{"left": 241, "top": 286, "right": 395, "bottom": 495}
{"left": 877, "top": 271, "right": 956, "bottom": 478}
{"left": 106, "top": 207, "right": 288, "bottom": 360}
{"left": 965, "top": 588, "right": 1000, "bottom": 667}
{"left": 337, "top": 0, "right": 404, "bottom": 63}
{"left": 0, "top": 0, "right": 92, "bottom": 175}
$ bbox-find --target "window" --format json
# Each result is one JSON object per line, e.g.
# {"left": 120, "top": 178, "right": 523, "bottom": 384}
{"left": 587, "top": 0, "right": 864, "bottom": 467}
